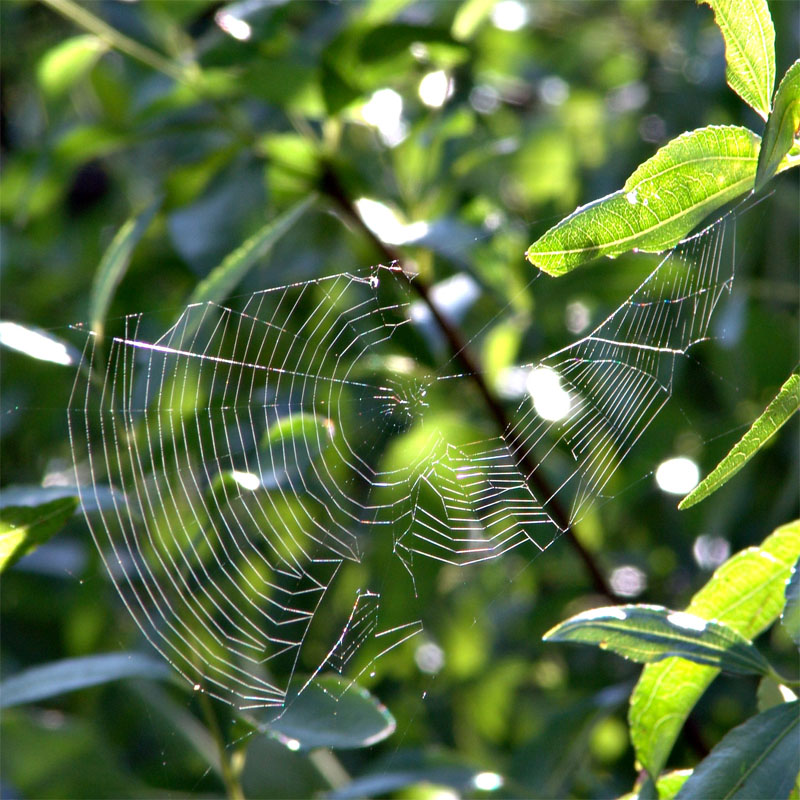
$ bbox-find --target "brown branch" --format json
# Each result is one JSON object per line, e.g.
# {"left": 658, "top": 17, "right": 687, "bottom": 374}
{"left": 320, "top": 165, "right": 620, "bottom": 602}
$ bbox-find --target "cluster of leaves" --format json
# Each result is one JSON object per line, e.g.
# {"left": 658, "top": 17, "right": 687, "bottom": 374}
{"left": 0, "top": 0, "right": 797, "bottom": 798}
{"left": 539, "top": 5, "right": 800, "bottom": 796}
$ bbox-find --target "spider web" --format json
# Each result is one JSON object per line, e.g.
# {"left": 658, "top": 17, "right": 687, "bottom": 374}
{"left": 67, "top": 205, "right": 741, "bottom": 711}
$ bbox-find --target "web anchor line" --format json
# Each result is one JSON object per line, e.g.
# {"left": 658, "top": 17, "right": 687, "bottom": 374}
{"left": 68, "top": 199, "right": 748, "bottom": 710}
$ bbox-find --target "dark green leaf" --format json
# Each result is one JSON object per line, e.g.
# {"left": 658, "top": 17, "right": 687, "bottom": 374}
{"left": 544, "top": 605, "right": 771, "bottom": 675}
{"left": 265, "top": 674, "right": 395, "bottom": 750}
{"left": 630, "top": 520, "right": 800, "bottom": 780}
{"left": 697, "top": 0, "right": 775, "bottom": 119}
{"left": 89, "top": 198, "right": 160, "bottom": 339}
{"left": 675, "top": 701, "right": 799, "bottom": 800}
{"left": 0, "top": 653, "right": 171, "bottom": 708}
{"left": 680, "top": 374, "right": 800, "bottom": 509}
{"left": 0, "top": 497, "right": 78, "bottom": 573}
{"left": 783, "top": 556, "right": 800, "bottom": 646}
{"left": 526, "top": 126, "right": 760, "bottom": 275}
{"left": 755, "top": 60, "right": 800, "bottom": 192}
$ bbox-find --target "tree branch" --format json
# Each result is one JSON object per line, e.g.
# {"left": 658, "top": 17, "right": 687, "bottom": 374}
{"left": 320, "top": 165, "right": 620, "bottom": 602}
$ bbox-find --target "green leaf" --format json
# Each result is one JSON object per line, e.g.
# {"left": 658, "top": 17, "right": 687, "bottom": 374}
{"left": 757, "top": 676, "right": 797, "bottom": 713}
{"left": 0, "top": 497, "right": 78, "bottom": 573}
{"left": 526, "top": 126, "right": 760, "bottom": 276}
{"left": 187, "top": 194, "right": 315, "bottom": 309}
{"left": 543, "top": 605, "right": 771, "bottom": 676}
{"left": 755, "top": 60, "right": 800, "bottom": 192}
{"left": 451, "top": 0, "right": 496, "bottom": 42}
{"left": 265, "top": 674, "right": 396, "bottom": 750}
{"left": 88, "top": 199, "right": 160, "bottom": 340}
{"left": 37, "top": 34, "right": 108, "bottom": 98}
{"left": 0, "top": 652, "right": 171, "bottom": 708}
{"left": 656, "top": 769, "right": 693, "bottom": 800}
{"left": 679, "top": 374, "right": 800, "bottom": 509}
{"left": 262, "top": 413, "right": 328, "bottom": 448}
{"left": 783, "top": 556, "right": 800, "bottom": 646}
{"left": 630, "top": 520, "right": 800, "bottom": 780}
{"left": 674, "top": 701, "right": 799, "bottom": 800}
{"left": 698, "top": 0, "right": 775, "bottom": 119}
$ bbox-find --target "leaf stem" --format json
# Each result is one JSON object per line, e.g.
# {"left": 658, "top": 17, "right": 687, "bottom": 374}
{"left": 196, "top": 689, "right": 246, "bottom": 800}
{"left": 40, "top": 0, "right": 188, "bottom": 84}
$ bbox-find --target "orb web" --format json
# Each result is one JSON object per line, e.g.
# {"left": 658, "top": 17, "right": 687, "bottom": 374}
{"left": 68, "top": 206, "right": 742, "bottom": 710}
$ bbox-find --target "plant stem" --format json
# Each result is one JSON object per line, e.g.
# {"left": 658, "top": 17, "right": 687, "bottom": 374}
{"left": 320, "top": 164, "right": 621, "bottom": 603}
{"left": 196, "top": 689, "right": 246, "bottom": 800}
{"left": 40, "top": 0, "right": 188, "bottom": 84}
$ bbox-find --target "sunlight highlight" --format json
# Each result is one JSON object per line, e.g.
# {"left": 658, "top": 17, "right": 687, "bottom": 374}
{"left": 231, "top": 470, "right": 260, "bottom": 491}
{"left": 473, "top": 772, "right": 504, "bottom": 791}
{"left": 419, "top": 71, "right": 454, "bottom": 108}
{"left": 491, "top": 0, "right": 529, "bottom": 31}
{"left": 527, "top": 366, "right": 571, "bottom": 421}
{"left": 214, "top": 10, "right": 252, "bottom": 41}
{"left": 361, "top": 89, "right": 407, "bottom": 147}
{"left": 0, "top": 321, "right": 74, "bottom": 366}
{"left": 355, "top": 199, "right": 429, "bottom": 245}
{"left": 655, "top": 457, "right": 699, "bottom": 495}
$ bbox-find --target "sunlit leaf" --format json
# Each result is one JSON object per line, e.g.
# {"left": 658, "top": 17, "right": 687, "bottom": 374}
{"left": 451, "top": 0, "right": 496, "bottom": 41}
{"left": 526, "top": 126, "right": 760, "bottom": 275}
{"left": 674, "top": 701, "right": 799, "bottom": 800}
{"left": 187, "top": 194, "right": 316, "bottom": 309}
{"left": 37, "top": 34, "right": 108, "bottom": 98}
{"left": 755, "top": 60, "right": 800, "bottom": 192}
{"left": 679, "top": 374, "right": 800, "bottom": 509}
{"left": 265, "top": 674, "right": 396, "bottom": 750}
{"left": 783, "top": 556, "right": 800, "bottom": 647}
{"left": 630, "top": 520, "right": 800, "bottom": 780}
{"left": 0, "top": 652, "right": 171, "bottom": 708}
{"left": 543, "top": 605, "right": 771, "bottom": 675}
{"left": 0, "top": 498, "right": 78, "bottom": 573}
{"left": 757, "top": 676, "right": 797, "bottom": 713}
{"left": 656, "top": 769, "right": 693, "bottom": 800}
{"left": 89, "top": 199, "right": 160, "bottom": 340}
{"left": 698, "top": 0, "right": 775, "bottom": 119}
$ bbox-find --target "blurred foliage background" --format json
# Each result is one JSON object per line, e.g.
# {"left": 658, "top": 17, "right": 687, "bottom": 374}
{"left": 1, "top": 0, "right": 798, "bottom": 798}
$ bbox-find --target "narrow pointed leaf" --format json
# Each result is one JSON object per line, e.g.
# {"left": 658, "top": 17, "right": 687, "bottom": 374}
{"left": 37, "top": 34, "right": 108, "bottom": 98}
{"left": 674, "top": 701, "right": 799, "bottom": 800}
{"left": 266, "top": 674, "right": 395, "bottom": 750}
{"left": 89, "top": 198, "right": 160, "bottom": 339}
{"left": 698, "top": 0, "right": 775, "bottom": 120}
{"left": 0, "top": 652, "right": 171, "bottom": 708}
{"left": 544, "top": 605, "right": 771, "bottom": 675}
{"left": 0, "top": 497, "right": 78, "bottom": 573}
{"left": 755, "top": 60, "right": 800, "bottom": 192}
{"left": 630, "top": 520, "right": 800, "bottom": 780}
{"left": 526, "top": 126, "right": 760, "bottom": 275}
{"left": 187, "top": 194, "right": 316, "bottom": 308}
{"left": 783, "top": 556, "right": 800, "bottom": 646}
{"left": 680, "top": 374, "right": 800, "bottom": 509}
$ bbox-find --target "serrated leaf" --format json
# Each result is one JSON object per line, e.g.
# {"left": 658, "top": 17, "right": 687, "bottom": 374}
{"left": 0, "top": 652, "right": 171, "bottom": 708}
{"left": 37, "top": 34, "right": 108, "bottom": 98}
{"left": 783, "top": 556, "right": 800, "bottom": 646}
{"left": 265, "top": 674, "right": 395, "bottom": 750}
{"left": 697, "top": 0, "right": 775, "bottom": 119}
{"left": 674, "top": 701, "right": 799, "bottom": 800}
{"left": 526, "top": 126, "right": 760, "bottom": 275}
{"left": 187, "top": 194, "right": 315, "bottom": 309}
{"left": 544, "top": 605, "right": 771, "bottom": 676}
{"left": 630, "top": 520, "right": 800, "bottom": 780}
{"left": 680, "top": 374, "right": 800, "bottom": 509}
{"left": 89, "top": 199, "right": 160, "bottom": 340}
{"left": 0, "top": 497, "right": 78, "bottom": 573}
{"left": 755, "top": 60, "right": 800, "bottom": 192}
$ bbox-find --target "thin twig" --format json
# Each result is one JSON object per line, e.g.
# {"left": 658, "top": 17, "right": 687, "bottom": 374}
{"left": 320, "top": 165, "right": 620, "bottom": 602}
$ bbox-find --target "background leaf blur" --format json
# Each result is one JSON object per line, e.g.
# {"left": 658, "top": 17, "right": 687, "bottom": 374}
{"left": 1, "top": 1, "right": 797, "bottom": 798}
